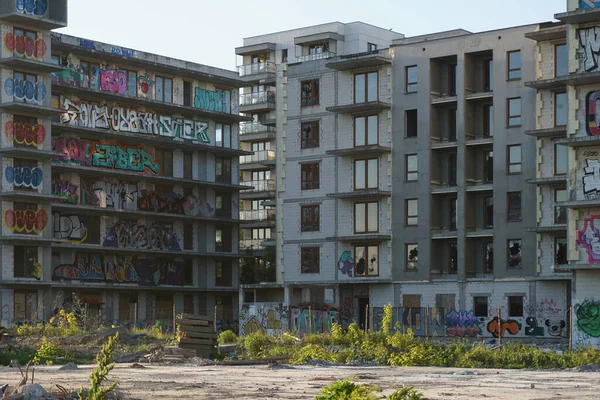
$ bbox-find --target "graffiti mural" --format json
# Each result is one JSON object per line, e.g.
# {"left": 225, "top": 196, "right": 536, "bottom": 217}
{"left": 53, "top": 253, "right": 184, "bottom": 286}
{"left": 239, "top": 303, "right": 289, "bottom": 336}
{"left": 581, "top": 0, "right": 600, "bottom": 8}
{"left": 59, "top": 98, "right": 210, "bottom": 144}
{"left": 4, "top": 208, "right": 48, "bottom": 234}
{"left": 52, "top": 138, "right": 90, "bottom": 165}
{"left": 82, "top": 179, "right": 138, "bottom": 210}
{"left": 138, "top": 75, "right": 155, "bottom": 94}
{"left": 99, "top": 69, "right": 127, "bottom": 95}
{"left": 4, "top": 78, "right": 47, "bottom": 105}
{"left": 5, "top": 120, "right": 46, "bottom": 147}
{"left": 51, "top": 67, "right": 87, "bottom": 88}
{"left": 194, "top": 88, "right": 231, "bottom": 113}
{"left": 290, "top": 308, "right": 339, "bottom": 336}
{"left": 5, "top": 166, "right": 43, "bottom": 190}
{"left": 138, "top": 190, "right": 215, "bottom": 217}
{"left": 577, "top": 215, "right": 600, "bottom": 263}
{"left": 102, "top": 221, "right": 181, "bottom": 251}
{"left": 576, "top": 299, "right": 600, "bottom": 337}
{"left": 16, "top": 0, "right": 48, "bottom": 15}
{"left": 52, "top": 214, "right": 88, "bottom": 242}
{"left": 525, "top": 317, "right": 545, "bottom": 336}
{"left": 486, "top": 317, "right": 521, "bottom": 338}
{"left": 445, "top": 310, "right": 482, "bottom": 337}
{"left": 585, "top": 92, "right": 600, "bottom": 136}
{"left": 3, "top": 32, "right": 47, "bottom": 60}
{"left": 51, "top": 179, "right": 79, "bottom": 204}
{"left": 338, "top": 251, "right": 354, "bottom": 277}
{"left": 578, "top": 27, "right": 600, "bottom": 72}
{"left": 339, "top": 297, "right": 354, "bottom": 323}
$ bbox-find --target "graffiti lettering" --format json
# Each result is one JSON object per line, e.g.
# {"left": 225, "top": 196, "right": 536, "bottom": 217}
{"left": 4, "top": 78, "right": 47, "bottom": 104}
{"left": 579, "top": 27, "right": 600, "bottom": 72}
{"left": 337, "top": 251, "right": 354, "bottom": 277}
{"left": 581, "top": 0, "right": 600, "bottom": 8}
{"left": 51, "top": 67, "right": 88, "bottom": 88}
{"left": 102, "top": 221, "right": 181, "bottom": 251}
{"left": 194, "top": 88, "right": 230, "bottom": 113}
{"left": 79, "top": 39, "right": 96, "bottom": 50}
{"left": 583, "top": 159, "right": 600, "bottom": 199}
{"left": 3, "top": 208, "right": 48, "bottom": 234}
{"left": 82, "top": 179, "right": 137, "bottom": 210}
{"left": 51, "top": 179, "right": 78, "bottom": 204}
{"left": 5, "top": 121, "right": 46, "bottom": 147}
{"left": 111, "top": 47, "right": 134, "bottom": 57}
{"left": 525, "top": 317, "right": 545, "bottom": 336}
{"left": 52, "top": 214, "right": 87, "bottom": 242}
{"left": 577, "top": 215, "right": 600, "bottom": 263}
{"left": 290, "top": 308, "right": 338, "bottom": 336}
{"left": 576, "top": 299, "right": 600, "bottom": 337}
{"left": 16, "top": 0, "right": 48, "bottom": 15}
{"left": 445, "top": 310, "right": 482, "bottom": 337}
{"left": 584, "top": 151, "right": 599, "bottom": 157}
{"left": 486, "top": 317, "right": 521, "bottom": 338}
{"left": 138, "top": 75, "right": 155, "bottom": 94}
{"left": 3, "top": 32, "right": 47, "bottom": 60}
{"left": 5, "top": 166, "right": 43, "bottom": 189}
{"left": 52, "top": 138, "right": 90, "bottom": 165}
{"left": 60, "top": 98, "right": 210, "bottom": 144}
{"left": 91, "top": 142, "right": 160, "bottom": 174}
{"left": 100, "top": 69, "right": 127, "bottom": 95}
{"left": 240, "top": 303, "right": 289, "bottom": 336}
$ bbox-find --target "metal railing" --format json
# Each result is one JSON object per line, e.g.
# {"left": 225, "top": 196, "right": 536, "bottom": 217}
{"left": 238, "top": 61, "right": 276, "bottom": 77}
{"left": 239, "top": 91, "right": 276, "bottom": 106}
{"left": 297, "top": 51, "right": 336, "bottom": 62}
{"left": 241, "top": 179, "right": 275, "bottom": 192}
{"left": 240, "top": 150, "right": 275, "bottom": 164}
{"left": 240, "top": 122, "right": 276, "bottom": 135}
{"left": 240, "top": 209, "right": 275, "bottom": 221}
{"left": 240, "top": 239, "right": 270, "bottom": 250}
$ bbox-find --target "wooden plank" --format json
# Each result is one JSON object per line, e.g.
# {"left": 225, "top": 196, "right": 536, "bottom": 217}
{"left": 182, "top": 331, "right": 218, "bottom": 340}
{"left": 176, "top": 318, "right": 209, "bottom": 327}
{"left": 178, "top": 343, "right": 215, "bottom": 351}
{"left": 181, "top": 314, "right": 214, "bottom": 322}
{"left": 178, "top": 325, "right": 215, "bottom": 334}
{"left": 179, "top": 338, "right": 215, "bottom": 346}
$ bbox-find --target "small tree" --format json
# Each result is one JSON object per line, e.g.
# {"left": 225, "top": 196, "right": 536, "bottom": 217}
{"left": 382, "top": 303, "right": 393, "bottom": 336}
{"left": 79, "top": 333, "right": 119, "bottom": 400}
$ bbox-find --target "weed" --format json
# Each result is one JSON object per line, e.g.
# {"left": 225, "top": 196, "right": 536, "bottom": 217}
{"left": 32, "top": 338, "right": 64, "bottom": 365}
{"left": 316, "top": 378, "right": 381, "bottom": 400}
{"left": 218, "top": 329, "right": 239, "bottom": 345}
{"left": 382, "top": 304, "right": 393, "bottom": 336}
{"left": 79, "top": 333, "right": 119, "bottom": 400}
{"left": 387, "top": 386, "right": 427, "bottom": 400}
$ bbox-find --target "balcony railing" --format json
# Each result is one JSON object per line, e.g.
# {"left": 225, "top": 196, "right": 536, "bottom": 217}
{"left": 239, "top": 91, "right": 276, "bottom": 106}
{"left": 242, "top": 179, "right": 275, "bottom": 192}
{"left": 240, "top": 122, "right": 276, "bottom": 135}
{"left": 241, "top": 150, "right": 275, "bottom": 164}
{"left": 238, "top": 61, "right": 276, "bottom": 77}
{"left": 240, "top": 209, "right": 275, "bottom": 221}
{"left": 297, "top": 51, "right": 336, "bottom": 62}
{"left": 240, "top": 239, "right": 270, "bottom": 250}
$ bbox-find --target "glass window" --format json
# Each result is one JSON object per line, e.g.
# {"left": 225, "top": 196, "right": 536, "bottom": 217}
{"left": 483, "top": 104, "right": 494, "bottom": 137}
{"left": 354, "top": 201, "right": 378, "bottom": 233}
{"left": 555, "top": 44, "right": 567, "bottom": 77}
{"left": 406, "top": 154, "right": 418, "bottom": 181}
{"left": 507, "top": 192, "right": 522, "bottom": 222}
{"left": 508, "top": 239, "right": 522, "bottom": 269}
{"left": 555, "top": 189, "right": 567, "bottom": 224}
{"left": 507, "top": 97, "right": 521, "bottom": 127}
{"left": 301, "top": 247, "right": 319, "bottom": 274}
{"left": 484, "top": 59, "right": 494, "bottom": 91}
{"left": 406, "top": 243, "right": 418, "bottom": 271}
{"left": 368, "top": 43, "right": 378, "bottom": 52}
{"left": 508, "top": 145, "right": 522, "bottom": 174}
{"left": 474, "top": 296, "right": 488, "bottom": 317}
{"left": 354, "top": 159, "right": 378, "bottom": 190}
{"left": 406, "top": 65, "right": 418, "bottom": 93}
{"left": 508, "top": 296, "right": 524, "bottom": 317}
{"left": 301, "top": 121, "right": 319, "bottom": 149}
{"left": 183, "top": 81, "right": 192, "bottom": 106}
{"left": 301, "top": 205, "right": 320, "bottom": 232}
{"left": 507, "top": 50, "right": 521, "bottom": 80}
{"left": 301, "top": 79, "right": 319, "bottom": 107}
{"left": 555, "top": 143, "right": 567, "bottom": 175}
{"left": 281, "top": 49, "right": 288, "bottom": 63}
{"left": 156, "top": 76, "right": 173, "bottom": 103}
{"left": 406, "top": 109, "right": 418, "bottom": 137}
{"left": 354, "top": 72, "right": 378, "bottom": 103}
{"left": 484, "top": 242, "right": 494, "bottom": 273}
{"left": 301, "top": 163, "right": 319, "bottom": 190}
{"left": 126, "top": 70, "right": 137, "bottom": 97}
{"left": 215, "top": 158, "right": 231, "bottom": 184}
{"left": 216, "top": 124, "right": 231, "bottom": 148}
{"left": 354, "top": 245, "right": 378, "bottom": 276}
{"left": 155, "top": 76, "right": 163, "bottom": 101}
{"left": 215, "top": 226, "right": 232, "bottom": 252}
{"left": 555, "top": 91, "right": 567, "bottom": 127}
{"left": 354, "top": 115, "right": 378, "bottom": 147}
{"left": 406, "top": 199, "right": 418, "bottom": 226}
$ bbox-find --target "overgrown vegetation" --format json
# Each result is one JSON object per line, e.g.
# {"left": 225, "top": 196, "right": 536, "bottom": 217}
{"left": 316, "top": 378, "right": 427, "bottom": 400}
{"left": 79, "top": 333, "right": 119, "bottom": 400}
{"left": 15, "top": 309, "right": 83, "bottom": 338}
{"left": 231, "top": 323, "right": 600, "bottom": 370}
{"left": 217, "top": 329, "right": 240, "bottom": 345}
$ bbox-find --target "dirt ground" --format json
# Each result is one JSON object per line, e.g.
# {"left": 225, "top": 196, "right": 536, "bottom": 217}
{"left": 1, "top": 363, "right": 598, "bottom": 399}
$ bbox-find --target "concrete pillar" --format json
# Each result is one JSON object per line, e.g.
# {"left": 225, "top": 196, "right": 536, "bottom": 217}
{"left": 112, "top": 292, "right": 120, "bottom": 323}
{"left": 137, "top": 292, "right": 147, "bottom": 322}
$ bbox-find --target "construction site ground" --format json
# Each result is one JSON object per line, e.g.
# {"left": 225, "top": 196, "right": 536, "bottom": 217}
{"left": 1, "top": 363, "right": 599, "bottom": 399}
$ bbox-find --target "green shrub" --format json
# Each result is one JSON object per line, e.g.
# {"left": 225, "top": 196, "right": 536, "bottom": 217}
{"left": 32, "top": 338, "right": 62, "bottom": 365}
{"left": 382, "top": 304, "right": 393, "bottom": 336}
{"left": 316, "top": 378, "right": 381, "bottom": 400}
{"left": 387, "top": 386, "right": 427, "bottom": 400}
{"left": 217, "top": 329, "right": 239, "bottom": 345}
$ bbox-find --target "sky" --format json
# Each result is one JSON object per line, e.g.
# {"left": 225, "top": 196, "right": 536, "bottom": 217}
{"left": 56, "top": 0, "right": 566, "bottom": 72}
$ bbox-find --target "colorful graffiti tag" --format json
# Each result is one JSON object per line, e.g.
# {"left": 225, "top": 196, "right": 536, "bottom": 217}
{"left": 99, "top": 69, "right": 127, "bottom": 95}
{"left": 59, "top": 98, "right": 210, "bottom": 144}
{"left": 194, "top": 88, "right": 231, "bottom": 113}
{"left": 138, "top": 75, "right": 155, "bottom": 94}
{"left": 576, "top": 299, "right": 600, "bottom": 337}
{"left": 290, "top": 308, "right": 338, "bottom": 336}
{"left": 82, "top": 179, "right": 138, "bottom": 210}
{"left": 3, "top": 208, "right": 48, "bottom": 234}
{"left": 486, "top": 317, "right": 521, "bottom": 338}
{"left": 240, "top": 303, "right": 289, "bottom": 336}
{"left": 52, "top": 214, "right": 88, "bottom": 242}
{"left": 581, "top": 0, "right": 600, "bottom": 8}
{"left": 338, "top": 251, "right": 354, "bottom": 277}
{"left": 445, "top": 310, "right": 482, "bottom": 337}
{"left": 5, "top": 166, "right": 43, "bottom": 190}
{"left": 3, "top": 32, "right": 47, "bottom": 60}
{"left": 51, "top": 179, "right": 78, "bottom": 204}
{"left": 16, "top": 0, "right": 48, "bottom": 15}
{"left": 579, "top": 27, "right": 600, "bottom": 73}
{"left": 577, "top": 215, "right": 600, "bottom": 263}
{"left": 53, "top": 253, "right": 184, "bottom": 286}
{"left": 5, "top": 120, "right": 46, "bottom": 147}
{"left": 102, "top": 221, "right": 181, "bottom": 251}
{"left": 4, "top": 78, "right": 47, "bottom": 105}
{"left": 138, "top": 190, "right": 215, "bottom": 217}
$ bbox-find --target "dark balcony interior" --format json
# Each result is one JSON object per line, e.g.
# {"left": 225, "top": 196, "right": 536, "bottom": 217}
{"left": 464, "top": 50, "right": 494, "bottom": 94}
{"left": 431, "top": 196, "right": 458, "bottom": 234}
{"left": 465, "top": 238, "right": 494, "bottom": 278}
{"left": 465, "top": 192, "right": 494, "bottom": 232}
{"left": 431, "top": 151, "right": 457, "bottom": 188}
{"left": 465, "top": 145, "right": 494, "bottom": 186}
{"left": 240, "top": 248, "right": 276, "bottom": 285}
{"left": 430, "top": 105, "right": 457, "bottom": 143}
{"left": 430, "top": 55, "right": 458, "bottom": 98}
{"left": 465, "top": 102, "right": 494, "bottom": 140}
{"left": 430, "top": 240, "right": 458, "bottom": 277}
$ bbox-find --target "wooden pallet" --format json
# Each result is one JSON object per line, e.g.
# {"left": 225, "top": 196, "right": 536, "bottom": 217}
{"left": 176, "top": 314, "right": 217, "bottom": 358}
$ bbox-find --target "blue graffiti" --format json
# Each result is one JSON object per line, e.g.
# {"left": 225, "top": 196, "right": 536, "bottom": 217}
{"left": 79, "top": 39, "right": 96, "bottom": 50}
{"left": 111, "top": 47, "right": 134, "bottom": 57}
{"left": 194, "top": 88, "right": 230, "bottom": 113}
{"left": 16, "top": 0, "right": 48, "bottom": 15}
{"left": 4, "top": 78, "right": 47, "bottom": 105}
{"left": 5, "top": 166, "right": 43, "bottom": 189}
{"left": 338, "top": 251, "right": 354, "bottom": 277}
{"left": 580, "top": 0, "right": 600, "bottom": 9}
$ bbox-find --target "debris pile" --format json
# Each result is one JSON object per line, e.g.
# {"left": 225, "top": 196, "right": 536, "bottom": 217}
{"left": 139, "top": 345, "right": 196, "bottom": 364}
{"left": 176, "top": 314, "right": 218, "bottom": 358}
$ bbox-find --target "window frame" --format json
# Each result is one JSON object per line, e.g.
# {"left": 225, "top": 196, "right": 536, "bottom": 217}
{"left": 507, "top": 144, "right": 522, "bottom": 175}
{"left": 507, "top": 97, "right": 522, "bottom": 127}
{"left": 215, "top": 157, "right": 232, "bottom": 184}
{"left": 281, "top": 49, "right": 288, "bottom": 63}
{"left": 183, "top": 151, "right": 193, "bottom": 180}
{"left": 154, "top": 148, "right": 173, "bottom": 177}
{"left": 215, "top": 260, "right": 233, "bottom": 287}
{"left": 14, "top": 290, "right": 37, "bottom": 321}
{"left": 406, "top": 154, "right": 418, "bottom": 182}
{"left": 507, "top": 50, "right": 521, "bottom": 80}
{"left": 354, "top": 115, "right": 378, "bottom": 147}
{"left": 354, "top": 158, "right": 379, "bottom": 190}
{"left": 300, "top": 162, "right": 320, "bottom": 190}
{"left": 554, "top": 43, "right": 567, "bottom": 77}
{"left": 406, "top": 243, "right": 418, "bottom": 271}
{"left": 301, "top": 120, "right": 320, "bottom": 149}
{"left": 484, "top": 195, "right": 494, "bottom": 228}
{"left": 406, "top": 198, "right": 418, "bottom": 226}
{"left": 354, "top": 245, "right": 379, "bottom": 277}
{"left": 124, "top": 69, "right": 137, "bottom": 97}
{"left": 473, "top": 296, "right": 489, "bottom": 318}
{"left": 155, "top": 75, "right": 173, "bottom": 103}
{"left": 507, "top": 239, "right": 522, "bottom": 269}
{"left": 300, "top": 247, "right": 320, "bottom": 274}
{"left": 215, "top": 226, "right": 232, "bottom": 253}
{"left": 405, "top": 65, "right": 418, "bottom": 93}
{"left": 216, "top": 123, "right": 232, "bottom": 148}
{"left": 301, "top": 79, "right": 319, "bottom": 107}
{"left": 484, "top": 242, "right": 494, "bottom": 273}
{"left": 507, "top": 191, "right": 522, "bottom": 222}
{"left": 508, "top": 295, "right": 524, "bottom": 317}
{"left": 554, "top": 91, "right": 567, "bottom": 128}
{"left": 406, "top": 109, "right": 418, "bottom": 138}
{"left": 554, "top": 188, "right": 567, "bottom": 224}
{"left": 354, "top": 201, "right": 379, "bottom": 234}
{"left": 354, "top": 71, "right": 378, "bottom": 103}
{"left": 300, "top": 204, "right": 320, "bottom": 232}
{"left": 554, "top": 142, "right": 567, "bottom": 176}
{"left": 483, "top": 104, "right": 494, "bottom": 137}
{"left": 367, "top": 43, "right": 378, "bottom": 52}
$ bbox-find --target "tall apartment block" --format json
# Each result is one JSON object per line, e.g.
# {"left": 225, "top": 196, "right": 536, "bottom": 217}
{"left": 527, "top": 0, "right": 600, "bottom": 347}
{"left": 0, "top": 0, "right": 250, "bottom": 329}
{"left": 236, "top": 23, "right": 403, "bottom": 330}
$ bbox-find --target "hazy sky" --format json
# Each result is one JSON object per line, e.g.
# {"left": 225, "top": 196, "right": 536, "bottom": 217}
{"left": 56, "top": 0, "right": 566, "bottom": 71}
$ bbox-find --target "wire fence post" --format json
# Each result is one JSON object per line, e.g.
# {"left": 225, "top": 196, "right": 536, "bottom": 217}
{"left": 569, "top": 306, "right": 573, "bottom": 350}
{"left": 497, "top": 305, "right": 502, "bottom": 347}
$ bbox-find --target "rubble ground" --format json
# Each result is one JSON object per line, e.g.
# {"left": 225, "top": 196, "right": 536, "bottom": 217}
{"left": 1, "top": 363, "right": 599, "bottom": 400}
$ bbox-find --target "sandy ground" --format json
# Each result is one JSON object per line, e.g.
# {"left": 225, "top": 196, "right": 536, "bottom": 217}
{"left": 0, "top": 363, "right": 599, "bottom": 399}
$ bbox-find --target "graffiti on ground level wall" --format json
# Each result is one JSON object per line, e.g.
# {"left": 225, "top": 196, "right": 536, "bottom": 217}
{"left": 290, "top": 308, "right": 339, "bottom": 336}
{"left": 486, "top": 317, "right": 521, "bottom": 338}
{"left": 445, "top": 310, "right": 482, "bottom": 337}
{"left": 576, "top": 299, "right": 600, "bottom": 338}
{"left": 240, "top": 303, "right": 289, "bottom": 336}
{"left": 4, "top": 208, "right": 48, "bottom": 234}
{"left": 577, "top": 216, "right": 600, "bottom": 263}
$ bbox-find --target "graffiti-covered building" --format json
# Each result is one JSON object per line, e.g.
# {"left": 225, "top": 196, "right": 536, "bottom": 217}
{"left": 0, "top": 0, "right": 250, "bottom": 329}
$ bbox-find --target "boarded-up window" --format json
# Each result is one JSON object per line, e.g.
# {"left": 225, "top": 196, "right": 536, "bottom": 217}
{"left": 435, "top": 294, "right": 455, "bottom": 311}
{"left": 14, "top": 291, "right": 37, "bottom": 322}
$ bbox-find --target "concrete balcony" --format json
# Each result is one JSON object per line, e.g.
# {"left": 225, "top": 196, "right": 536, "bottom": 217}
{"left": 239, "top": 122, "right": 276, "bottom": 141}
{"left": 297, "top": 51, "right": 336, "bottom": 63}
{"left": 465, "top": 134, "right": 494, "bottom": 147}
{"left": 240, "top": 180, "right": 276, "bottom": 199}
{"left": 240, "top": 239, "right": 271, "bottom": 250}
{"left": 240, "top": 150, "right": 276, "bottom": 169}
{"left": 238, "top": 61, "right": 276, "bottom": 78}
{"left": 526, "top": 176, "right": 567, "bottom": 186}
{"left": 326, "top": 145, "right": 391, "bottom": 157}
{"left": 326, "top": 100, "right": 390, "bottom": 115}
{"left": 524, "top": 22, "right": 566, "bottom": 42}
{"left": 524, "top": 127, "right": 566, "bottom": 138}
{"left": 555, "top": 7, "right": 600, "bottom": 23}
{"left": 325, "top": 50, "right": 392, "bottom": 71}
{"left": 239, "top": 210, "right": 276, "bottom": 228}
{"left": 527, "top": 224, "right": 567, "bottom": 233}
{"left": 327, "top": 189, "right": 391, "bottom": 200}
{"left": 0, "top": 0, "right": 68, "bottom": 29}
{"left": 239, "top": 91, "right": 276, "bottom": 113}
{"left": 465, "top": 91, "right": 493, "bottom": 102}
